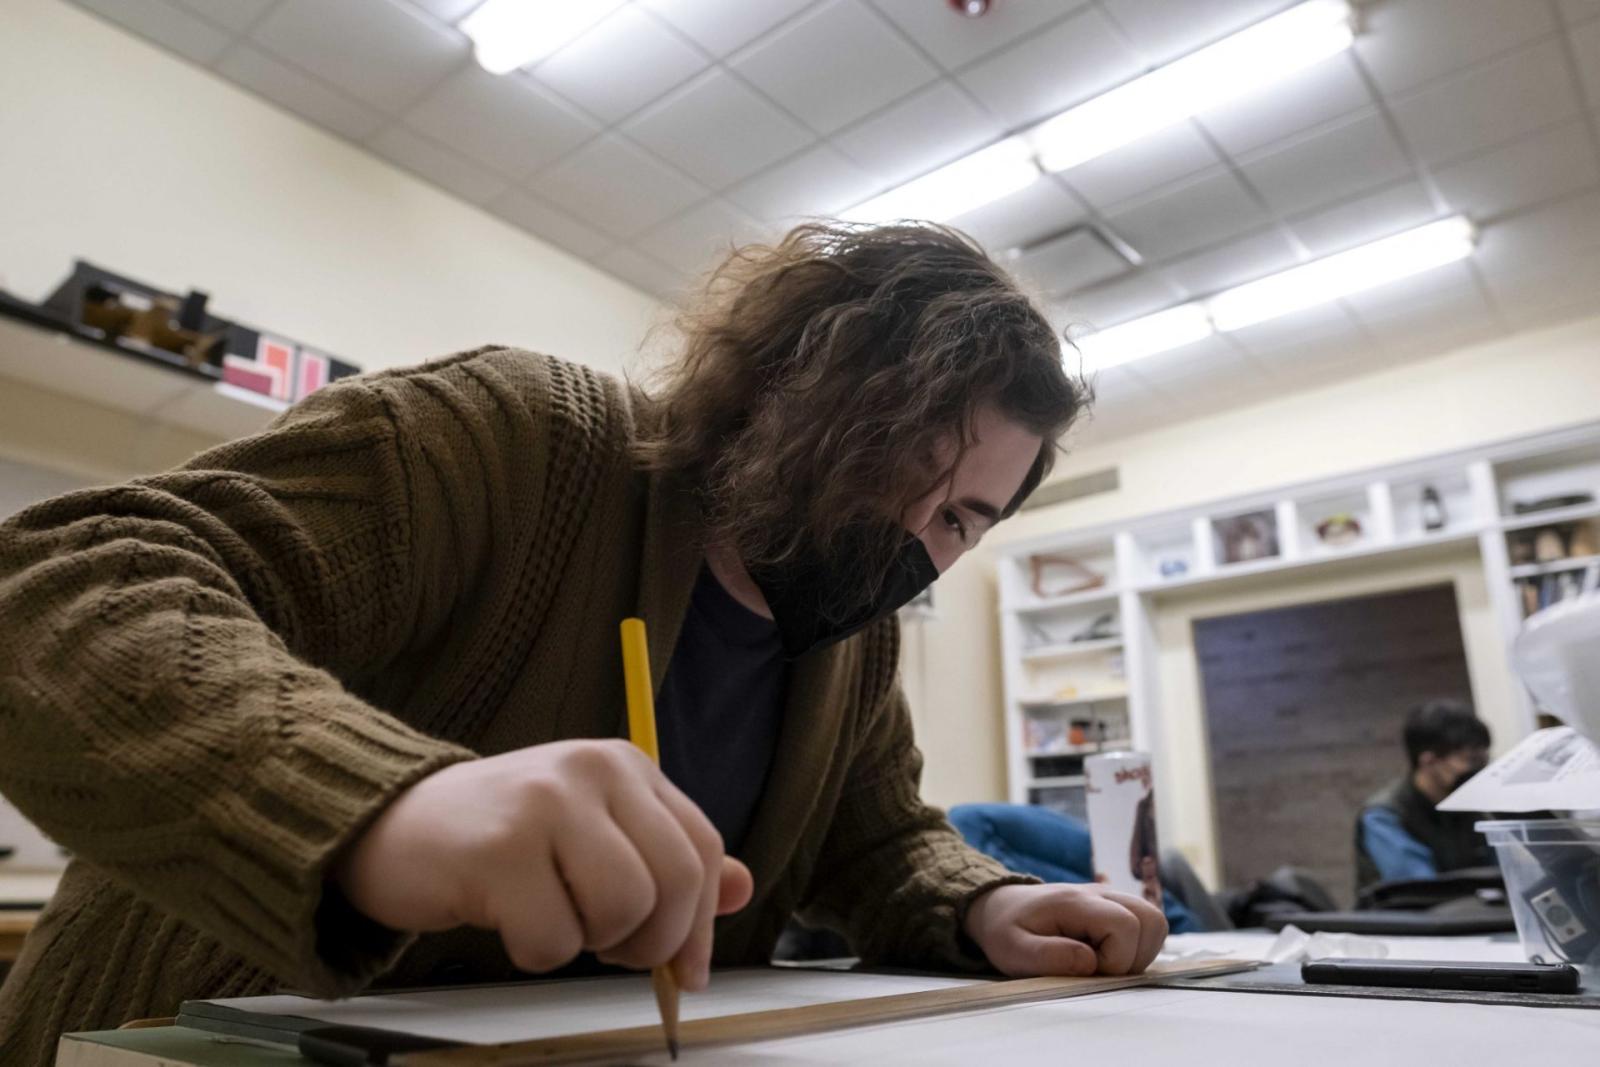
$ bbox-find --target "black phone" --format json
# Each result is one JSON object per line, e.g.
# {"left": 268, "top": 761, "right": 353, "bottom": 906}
{"left": 1301, "top": 957, "right": 1580, "bottom": 994}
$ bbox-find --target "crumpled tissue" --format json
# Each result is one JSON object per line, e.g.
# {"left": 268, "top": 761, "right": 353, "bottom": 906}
{"left": 1264, "top": 923, "right": 1389, "bottom": 965}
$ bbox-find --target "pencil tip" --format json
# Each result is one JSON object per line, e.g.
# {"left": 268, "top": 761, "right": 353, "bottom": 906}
{"left": 668, "top": 1038, "right": 680, "bottom": 1060}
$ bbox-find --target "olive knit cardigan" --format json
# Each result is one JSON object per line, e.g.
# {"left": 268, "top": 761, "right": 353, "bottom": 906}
{"left": 0, "top": 347, "right": 1025, "bottom": 1064}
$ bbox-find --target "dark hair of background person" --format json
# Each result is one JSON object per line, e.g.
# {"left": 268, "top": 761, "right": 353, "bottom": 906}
{"left": 634, "top": 221, "right": 1090, "bottom": 613}
{"left": 1404, "top": 699, "right": 1491, "bottom": 769}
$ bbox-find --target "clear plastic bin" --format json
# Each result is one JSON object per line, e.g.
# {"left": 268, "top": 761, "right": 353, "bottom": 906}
{"left": 1478, "top": 818, "right": 1600, "bottom": 984}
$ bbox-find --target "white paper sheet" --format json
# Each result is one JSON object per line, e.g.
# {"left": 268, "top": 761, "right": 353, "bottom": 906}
{"left": 1437, "top": 726, "right": 1600, "bottom": 812}
{"left": 1162, "top": 930, "right": 1525, "bottom": 964}
{"left": 200, "top": 968, "right": 982, "bottom": 1045}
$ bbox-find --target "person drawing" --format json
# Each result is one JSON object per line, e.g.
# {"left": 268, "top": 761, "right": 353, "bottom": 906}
{"left": 0, "top": 223, "right": 1166, "bottom": 1062}
{"left": 1355, "top": 699, "right": 1494, "bottom": 892}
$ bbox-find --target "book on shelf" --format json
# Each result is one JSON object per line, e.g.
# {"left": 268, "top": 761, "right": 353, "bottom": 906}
{"left": 1520, "top": 567, "right": 1597, "bottom": 617}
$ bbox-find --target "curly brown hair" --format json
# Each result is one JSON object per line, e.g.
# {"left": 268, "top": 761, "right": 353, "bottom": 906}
{"left": 636, "top": 222, "right": 1087, "bottom": 601}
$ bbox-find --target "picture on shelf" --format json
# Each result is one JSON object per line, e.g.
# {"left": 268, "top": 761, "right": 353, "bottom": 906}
{"left": 1213, "top": 509, "right": 1280, "bottom": 564}
{"left": 1314, "top": 512, "right": 1363, "bottom": 547}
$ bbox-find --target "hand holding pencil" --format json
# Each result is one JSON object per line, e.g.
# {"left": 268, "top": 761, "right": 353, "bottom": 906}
{"left": 330, "top": 640, "right": 752, "bottom": 1018}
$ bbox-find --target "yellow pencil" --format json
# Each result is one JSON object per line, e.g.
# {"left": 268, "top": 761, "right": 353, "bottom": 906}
{"left": 620, "top": 617, "right": 680, "bottom": 1061}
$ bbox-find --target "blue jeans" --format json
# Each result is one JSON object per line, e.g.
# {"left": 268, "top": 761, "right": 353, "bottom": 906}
{"left": 950, "top": 803, "right": 1199, "bottom": 934}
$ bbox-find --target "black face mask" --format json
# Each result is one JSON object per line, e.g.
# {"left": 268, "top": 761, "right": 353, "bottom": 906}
{"left": 1450, "top": 763, "right": 1486, "bottom": 793}
{"left": 749, "top": 524, "right": 940, "bottom": 659}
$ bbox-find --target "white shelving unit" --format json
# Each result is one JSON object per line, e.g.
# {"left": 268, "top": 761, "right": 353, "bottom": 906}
{"left": 996, "top": 419, "right": 1600, "bottom": 816}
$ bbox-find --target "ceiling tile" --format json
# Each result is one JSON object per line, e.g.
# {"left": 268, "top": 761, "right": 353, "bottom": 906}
{"left": 404, "top": 67, "right": 598, "bottom": 180}
{"left": 528, "top": 134, "right": 707, "bottom": 240}
{"left": 598, "top": 246, "right": 687, "bottom": 300}
{"left": 724, "top": 144, "right": 880, "bottom": 222}
{"left": 1389, "top": 40, "right": 1583, "bottom": 166}
{"left": 171, "top": 0, "right": 276, "bottom": 33}
{"left": 1130, "top": 334, "right": 1255, "bottom": 390}
{"left": 731, "top": 0, "right": 938, "bottom": 135}
{"left": 1341, "top": 260, "right": 1486, "bottom": 324}
{"left": 831, "top": 80, "right": 1004, "bottom": 187}
{"left": 1256, "top": 343, "right": 1384, "bottom": 391}
{"left": 623, "top": 67, "right": 813, "bottom": 189}
{"left": 531, "top": 6, "right": 707, "bottom": 124}
{"left": 1497, "top": 278, "right": 1600, "bottom": 331}
{"left": 402, "top": 0, "right": 480, "bottom": 23}
{"left": 1006, "top": 229, "right": 1133, "bottom": 297}
{"left": 1195, "top": 52, "right": 1373, "bottom": 158}
{"left": 1104, "top": 167, "right": 1268, "bottom": 262}
{"left": 367, "top": 124, "right": 509, "bottom": 204}
{"left": 1156, "top": 227, "right": 1302, "bottom": 299}
{"left": 638, "top": 0, "right": 813, "bottom": 57}
{"left": 217, "top": 44, "right": 387, "bottom": 142}
{"left": 488, "top": 189, "right": 616, "bottom": 260}
{"left": 1479, "top": 189, "right": 1600, "bottom": 265}
{"left": 250, "top": 0, "right": 468, "bottom": 112}
{"left": 1083, "top": 364, "right": 1168, "bottom": 405}
{"left": 73, "top": 0, "right": 232, "bottom": 66}
{"left": 1238, "top": 110, "right": 1413, "bottom": 217}
{"left": 1433, "top": 117, "right": 1600, "bottom": 224}
{"left": 1225, "top": 302, "right": 1366, "bottom": 361}
{"left": 1475, "top": 190, "right": 1600, "bottom": 317}
{"left": 1373, "top": 312, "right": 1505, "bottom": 362}
{"left": 949, "top": 177, "right": 1088, "bottom": 256}
{"left": 1103, "top": 0, "right": 1300, "bottom": 63}
{"left": 1286, "top": 180, "right": 1440, "bottom": 257}
{"left": 1055, "top": 271, "right": 1187, "bottom": 331}
{"left": 1071, "top": 403, "right": 1177, "bottom": 444}
{"left": 1560, "top": 0, "right": 1600, "bottom": 25}
{"left": 635, "top": 199, "right": 769, "bottom": 271}
{"left": 957, "top": 6, "right": 1143, "bottom": 129}
{"left": 867, "top": 0, "right": 1083, "bottom": 70}
{"left": 1572, "top": 19, "right": 1600, "bottom": 108}
{"left": 1491, "top": 252, "right": 1600, "bottom": 323}
{"left": 1061, "top": 122, "right": 1220, "bottom": 214}
{"left": 1354, "top": 0, "right": 1557, "bottom": 97}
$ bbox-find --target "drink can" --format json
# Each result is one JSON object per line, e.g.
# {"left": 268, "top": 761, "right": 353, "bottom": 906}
{"left": 1084, "top": 750, "right": 1161, "bottom": 907}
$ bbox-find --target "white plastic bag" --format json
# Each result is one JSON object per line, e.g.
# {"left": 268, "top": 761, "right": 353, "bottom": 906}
{"left": 1513, "top": 586, "right": 1600, "bottom": 746}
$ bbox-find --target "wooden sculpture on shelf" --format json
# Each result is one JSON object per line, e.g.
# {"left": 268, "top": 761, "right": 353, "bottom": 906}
{"left": 1029, "top": 553, "right": 1105, "bottom": 598}
{"left": 80, "top": 284, "right": 224, "bottom": 370}
{"left": 37, "top": 259, "right": 360, "bottom": 404}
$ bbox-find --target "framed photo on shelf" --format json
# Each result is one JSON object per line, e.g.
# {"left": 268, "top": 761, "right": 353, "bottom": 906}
{"left": 1213, "top": 510, "right": 1280, "bottom": 564}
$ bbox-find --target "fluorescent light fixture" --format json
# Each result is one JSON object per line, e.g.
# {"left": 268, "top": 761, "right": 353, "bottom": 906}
{"left": 1074, "top": 304, "right": 1213, "bottom": 371}
{"left": 1206, "top": 216, "right": 1476, "bottom": 331}
{"left": 1068, "top": 216, "right": 1476, "bottom": 369}
{"left": 1033, "top": 0, "right": 1354, "bottom": 172}
{"left": 840, "top": 137, "right": 1039, "bottom": 226}
{"left": 460, "top": 0, "right": 625, "bottom": 75}
{"left": 840, "top": 1, "right": 1351, "bottom": 224}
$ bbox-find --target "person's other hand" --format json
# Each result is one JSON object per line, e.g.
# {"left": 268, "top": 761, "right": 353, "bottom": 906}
{"left": 333, "top": 740, "right": 754, "bottom": 990}
{"left": 962, "top": 882, "right": 1167, "bottom": 977}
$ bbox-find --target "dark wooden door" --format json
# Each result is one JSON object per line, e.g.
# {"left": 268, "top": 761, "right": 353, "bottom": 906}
{"left": 1194, "top": 583, "right": 1474, "bottom": 906}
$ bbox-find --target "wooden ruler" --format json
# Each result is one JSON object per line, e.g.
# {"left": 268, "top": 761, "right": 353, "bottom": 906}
{"left": 398, "top": 959, "right": 1255, "bottom": 1066}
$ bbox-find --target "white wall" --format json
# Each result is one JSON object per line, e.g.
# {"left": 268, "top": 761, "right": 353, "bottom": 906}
{"left": 906, "top": 312, "right": 1600, "bottom": 830}
{"left": 0, "top": 0, "right": 661, "bottom": 391}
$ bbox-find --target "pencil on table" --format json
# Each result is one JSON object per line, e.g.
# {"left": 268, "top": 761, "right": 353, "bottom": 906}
{"left": 620, "top": 617, "right": 680, "bottom": 1061}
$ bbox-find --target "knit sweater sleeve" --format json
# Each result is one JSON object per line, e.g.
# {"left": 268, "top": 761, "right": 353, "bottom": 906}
{"left": 798, "top": 621, "right": 1038, "bottom": 972}
{"left": 0, "top": 348, "right": 569, "bottom": 996}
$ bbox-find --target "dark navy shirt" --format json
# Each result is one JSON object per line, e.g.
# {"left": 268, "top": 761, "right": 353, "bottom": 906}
{"left": 656, "top": 566, "right": 787, "bottom": 854}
